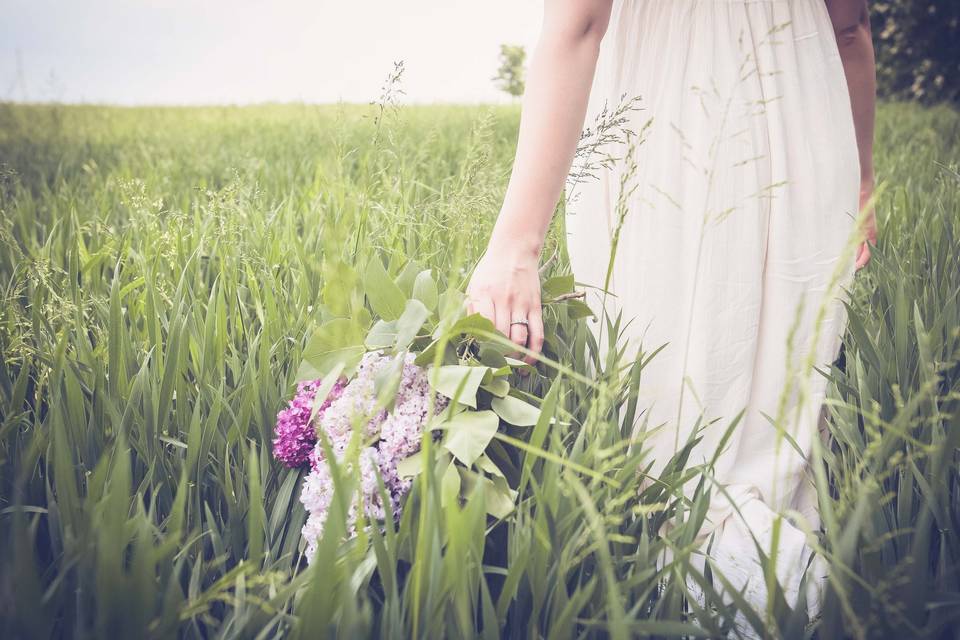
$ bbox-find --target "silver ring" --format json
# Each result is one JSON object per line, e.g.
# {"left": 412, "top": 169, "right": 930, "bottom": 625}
{"left": 510, "top": 319, "right": 529, "bottom": 327}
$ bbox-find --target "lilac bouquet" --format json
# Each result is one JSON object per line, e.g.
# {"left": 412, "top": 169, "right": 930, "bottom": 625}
{"left": 271, "top": 260, "right": 569, "bottom": 564}
{"left": 273, "top": 350, "right": 449, "bottom": 562}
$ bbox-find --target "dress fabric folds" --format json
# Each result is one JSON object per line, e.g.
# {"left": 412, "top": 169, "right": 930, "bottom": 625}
{"left": 565, "top": 0, "right": 861, "bottom": 626}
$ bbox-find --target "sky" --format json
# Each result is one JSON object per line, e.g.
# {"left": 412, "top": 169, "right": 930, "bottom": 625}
{"left": 0, "top": 0, "right": 543, "bottom": 105}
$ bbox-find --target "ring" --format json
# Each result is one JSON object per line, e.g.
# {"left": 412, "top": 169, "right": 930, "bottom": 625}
{"left": 510, "top": 319, "right": 529, "bottom": 327}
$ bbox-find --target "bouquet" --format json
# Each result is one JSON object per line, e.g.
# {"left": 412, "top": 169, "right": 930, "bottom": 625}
{"left": 272, "top": 256, "right": 588, "bottom": 562}
{"left": 274, "top": 350, "right": 449, "bottom": 561}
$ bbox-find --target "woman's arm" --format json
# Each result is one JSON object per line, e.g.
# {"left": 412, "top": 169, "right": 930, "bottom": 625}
{"left": 827, "top": 0, "right": 877, "bottom": 269}
{"left": 467, "top": 0, "right": 613, "bottom": 361}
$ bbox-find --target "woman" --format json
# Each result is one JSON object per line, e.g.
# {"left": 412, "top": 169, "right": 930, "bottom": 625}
{"left": 467, "top": 0, "right": 876, "bottom": 623}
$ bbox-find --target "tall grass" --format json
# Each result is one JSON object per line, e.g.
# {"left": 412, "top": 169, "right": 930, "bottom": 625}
{"left": 0, "top": 100, "right": 957, "bottom": 638}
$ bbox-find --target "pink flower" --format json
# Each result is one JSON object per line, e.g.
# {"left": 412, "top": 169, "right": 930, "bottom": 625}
{"left": 298, "top": 351, "right": 449, "bottom": 563}
{"left": 272, "top": 377, "right": 346, "bottom": 468}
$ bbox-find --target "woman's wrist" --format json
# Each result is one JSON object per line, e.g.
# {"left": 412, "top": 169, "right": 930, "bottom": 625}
{"left": 486, "top": 227, "right": 543, "bottom": 263}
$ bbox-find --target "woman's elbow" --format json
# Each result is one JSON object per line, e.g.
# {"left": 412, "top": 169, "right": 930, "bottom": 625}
{"left": 836, "top": 21, "right": 870, "bottom": 50}
{"left": 543, "top": 0, "right": 612, "bottom": 49}
{"left": 828, "top": 0, "right": 870, "bottom": 50}
{"left": 575, "top": 6, "right": 612, "bottom": 46}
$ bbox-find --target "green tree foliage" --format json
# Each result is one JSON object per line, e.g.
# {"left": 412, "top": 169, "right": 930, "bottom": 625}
{"left": 493, "top": 44, "right": 526, "bottom": 98}
{"left": 872, "top": 0, "right": 960, "bottom": 103}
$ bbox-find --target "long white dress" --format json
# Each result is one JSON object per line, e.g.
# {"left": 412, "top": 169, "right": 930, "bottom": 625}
{"left": 565, "top": 0, "right": 861, "bottom": 628}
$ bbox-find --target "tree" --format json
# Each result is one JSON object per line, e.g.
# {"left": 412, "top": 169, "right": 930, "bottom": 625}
{"left": 493, "top": 44, "right": 526, "bottom": 99}
{"left": 871, "top": 0, "right": 960, "bottom": 104}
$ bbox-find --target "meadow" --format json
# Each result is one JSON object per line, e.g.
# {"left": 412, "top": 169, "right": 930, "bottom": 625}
{"left": 0, "top": 98, "right": 958, "bottom": 639}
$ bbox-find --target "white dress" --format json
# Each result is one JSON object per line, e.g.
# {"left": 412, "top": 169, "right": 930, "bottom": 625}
{"left": 566, "top": 0, "right": 861, "bottom": 629}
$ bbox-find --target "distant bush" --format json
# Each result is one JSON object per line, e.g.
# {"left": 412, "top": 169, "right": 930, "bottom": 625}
{"left": 493, "top": 44, "right": 526, "bottom": 99}
{"left": 871, "top": 0, "right": 960, "bottom": 104}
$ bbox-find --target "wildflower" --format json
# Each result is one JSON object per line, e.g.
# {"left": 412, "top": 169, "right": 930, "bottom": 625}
{"left": 272, "top": 377, "right": 346, "bottom": 468}
{"left": 297, "top": 350, "right": 448, "bottom": 563}
{"left": 300, "top": 446, "right": 386, "bottom": 562}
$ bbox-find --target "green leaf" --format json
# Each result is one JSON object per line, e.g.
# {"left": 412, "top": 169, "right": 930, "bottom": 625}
{"left": 395, "top": 299, "right": 430, "bottom": 350}
{"left": 504, "top": 357, "right": 532, "bottom": 369}
{"left": 441, "top": 410, "right": 499, "bottom": 466}
{"left": 487, "top": 476, "right": 518, "bottom": 518}
{"left": 441, "top": 460, "right": 461, "bottom": 507}
{"left": 481, "top": 377, "right": 510, "bottom": 398}
{"left": 457, "top": 467, "right": 516, "bottom": 518}
{"left": 438, "top": 288, "right": 467, "bottom": 318}
{"left": 439, "top": 312, "right": 497, "bottom": 340}
{"left": 542, "top": 273, "right": 575, "bottom": 298}
{"left": 365, "top": 319, "right": 398, "bottom": 350}
{"left": 413, "top": 339, "right": 458, "bottom": 367}
{"left": 429, "top": 365, "right": 488, "bottom": 408}
{"left": 374, "top": 353, "right": 404, "bottom": 410}
{"left": 246, "top": 441, "right": 264, "bottom": 566}
{"left": 364, "top": 255, "right": 406, "bottom": 320}
{"left": 395, "top": 259, "right": 423, "bottom": 296}
{"left": 564, "top": 299, "right": 594, "bottom": 319}
{"left": 478, "top": 346, "right": 508, "bottom": 369}
{"left": 520, "top": 376, "right": 560, "bottom": 494}
{"left": 310, "top": 362, "right": 343, "bottom": 422}
{"left": 397, "top": 451, "right": 423, "bottom": 478}
{"left": 475, "top": 454, "right": 505, "bottom": 478}
{"left": 491, "top": 395, "right": 540, "bottom": 426}
{"left": 321, "top": 259, "right": 359, "bottom": 317}
{"left": 412, "top": 269, "right": 438, "bottom": 310}
{"left": 297, "top": 318, "right": 365, "bottom": 381}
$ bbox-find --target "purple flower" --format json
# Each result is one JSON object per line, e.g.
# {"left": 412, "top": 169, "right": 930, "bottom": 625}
{"left": 298, "top": 351, "right": 449, "bottom": 563}
{"left": 272, "top": 377, "right": 346, "bottom": 468}
{"left": 300, "top": 446, "right": 391, "bottom": 562}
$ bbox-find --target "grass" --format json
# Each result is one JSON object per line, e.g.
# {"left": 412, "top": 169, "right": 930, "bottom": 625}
{"left": 0, "top": 99, "right": 958, "bottom": 639}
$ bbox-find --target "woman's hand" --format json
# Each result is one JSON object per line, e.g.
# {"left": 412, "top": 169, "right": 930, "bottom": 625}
{"left": 855, "top": 178, "right": 877, "bottom": 270}
{"left": 465, "top": 240, "right": 545, "bottom": 365}
{"left": 463, "top": 0, "right": 611, "bottom": 365}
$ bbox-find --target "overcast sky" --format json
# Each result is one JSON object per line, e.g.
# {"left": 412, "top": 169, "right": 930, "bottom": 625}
{"left": 0, "top": 0, "right": 543, "bottom": 105}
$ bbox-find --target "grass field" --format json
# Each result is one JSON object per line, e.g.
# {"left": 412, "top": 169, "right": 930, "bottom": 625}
{"left": 0, "top": 100, "right": 958, "bottom": 639}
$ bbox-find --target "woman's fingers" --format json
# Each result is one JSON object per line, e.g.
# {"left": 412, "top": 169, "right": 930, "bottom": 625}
{"left": 494, "top": 299, "right": 512, "bottom": 343}
{"left": 855, "top": 241, "right": 872, "bottom": 269}
{"left": 855, "top": 217, "right": 876, "bottom": 270}
{"left": 466, "top": 287, "right": 543, "bottom": 366}
{"left": 508, "top": 309, "right": 530, "bottom": 357}
{"left": 523, "top": 309, "right": 545, "bottom": 365}
{"left": 467, "top": 293, "right": 523, "bottom": 353}
{"left": 856, "top": 183, "right": 876, "bottom": 271}
{"left": 469, "top": 294, "right": 496, "bottom": 327}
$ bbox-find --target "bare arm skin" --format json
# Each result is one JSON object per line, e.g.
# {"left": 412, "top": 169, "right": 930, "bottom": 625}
{"left": 466, "top": 0, "right": 613, "bottom": 362}
{"left": 827, "top": 0, "right": 877, "bottom": 269}
{"left": 469, "top": 0, "right": 873, "bottom": 361}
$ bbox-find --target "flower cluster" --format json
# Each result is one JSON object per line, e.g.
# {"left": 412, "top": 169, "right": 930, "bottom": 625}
{"left": 290, "top": 351, "right": 448, "bottom": 563}
{"left": 272, "top": 377, "right": 346, "bottom": 468}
